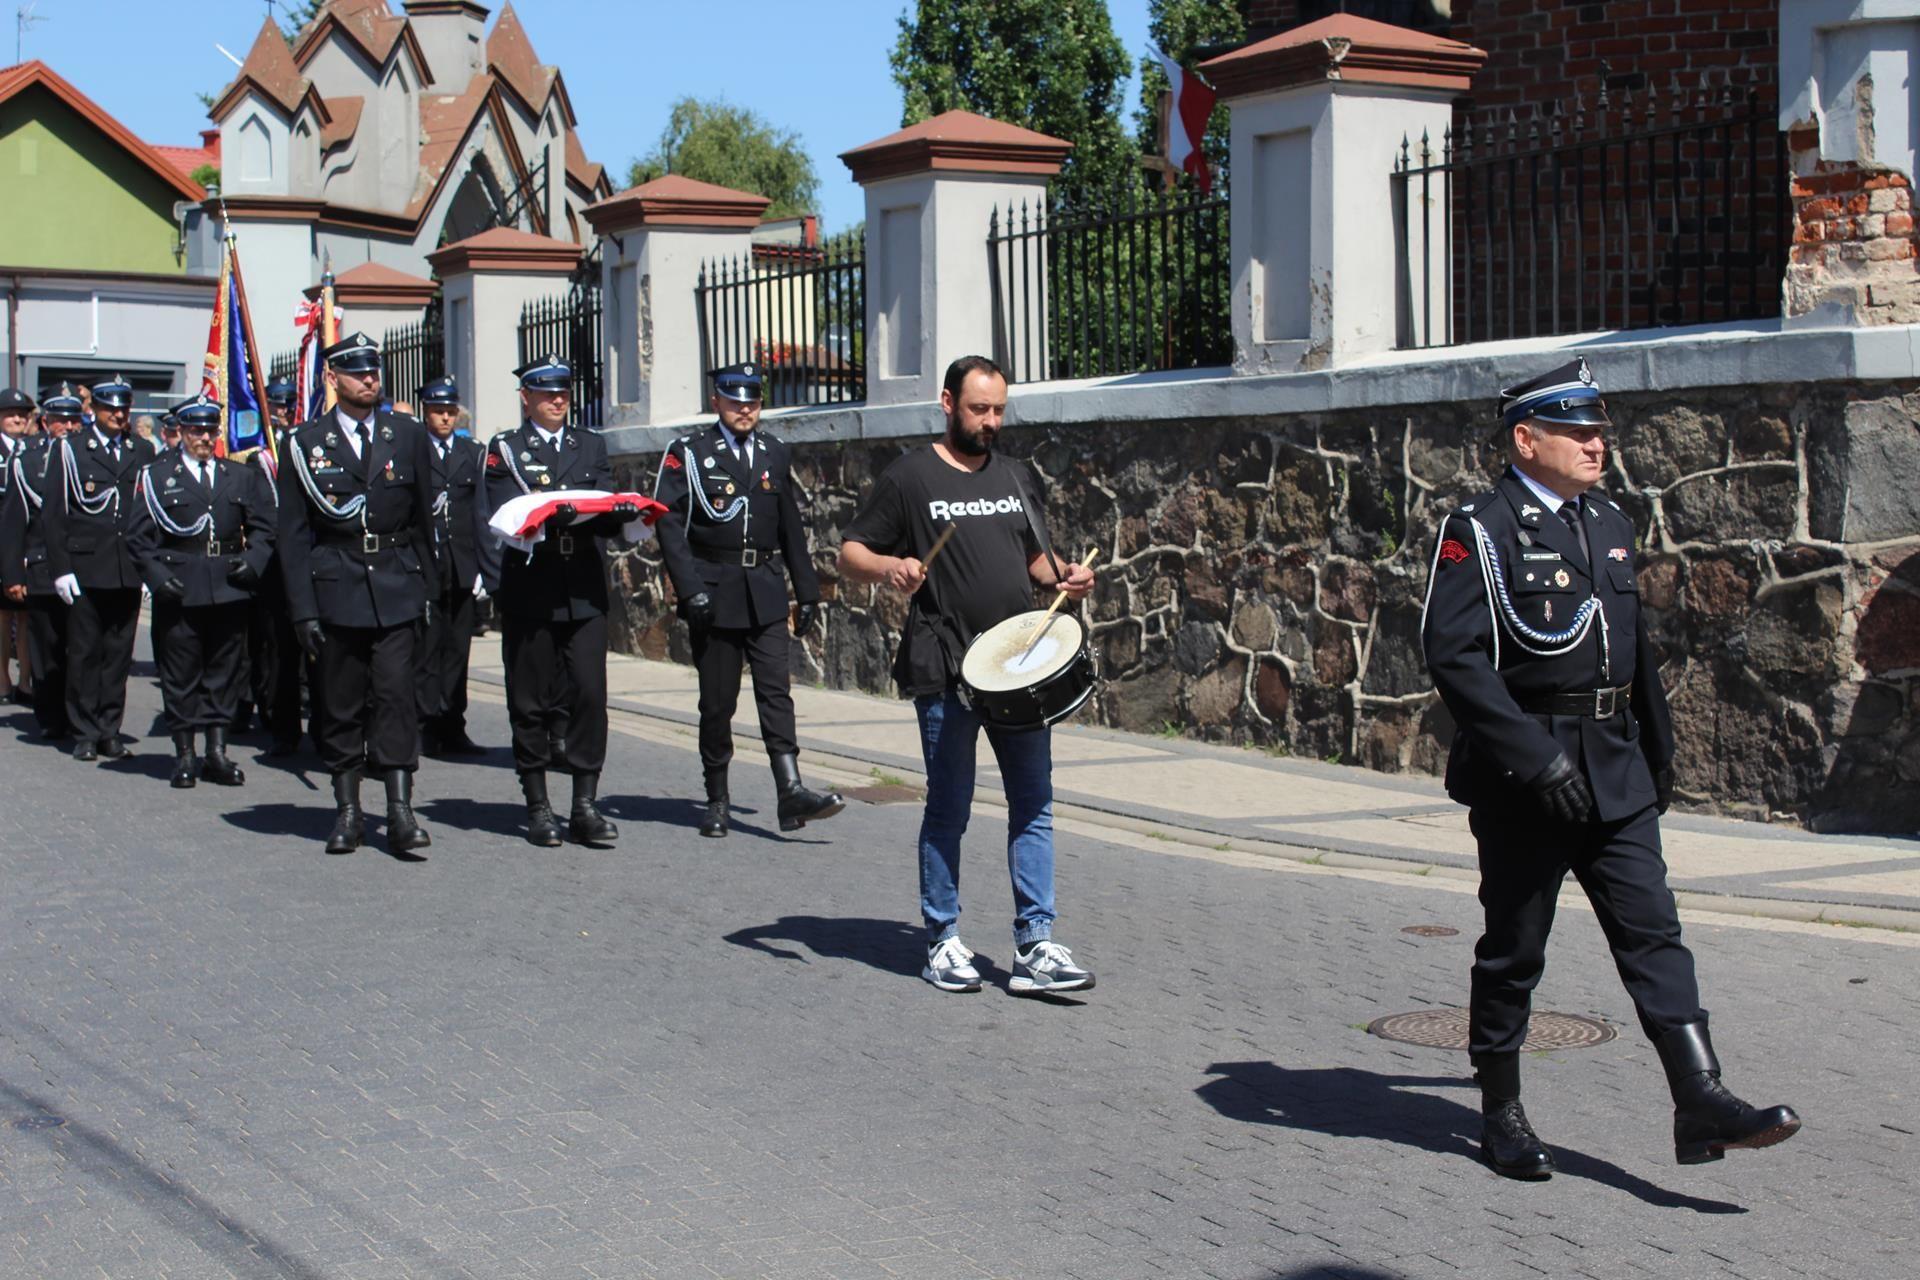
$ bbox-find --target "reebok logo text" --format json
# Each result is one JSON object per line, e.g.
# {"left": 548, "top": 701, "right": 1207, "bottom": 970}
{"left": 928, "top": 496, "right": 1023, "bottom": 521}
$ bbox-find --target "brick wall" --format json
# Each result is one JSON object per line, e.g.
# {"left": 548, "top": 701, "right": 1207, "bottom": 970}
{"left": 1786, "top": 118, "right": 1920, "bottom": 322}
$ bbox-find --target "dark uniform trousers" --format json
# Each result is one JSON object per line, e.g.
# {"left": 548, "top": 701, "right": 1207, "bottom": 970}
{"left": 1422, "top": 469, "right": 1702, "bottom": 1061}
{"left": 419, "top": 435, "right": 486, "bottom": 737}
{"left": 0, "top": 440, "right": 72, "bottom": 735}
{"left": 128, "top": 453, "right": 277, "bottom": 732}
{"left": 244, "top": 453, "right": 306, "bottom": 744}
{"left": 43, "top": 429, "right": 161, "bottom": 743}
{"left": 652, "top": 424, "right": 819, "bottom": 775}
{"left": 481, "top": 422, "right": 618, "bottom": 776}
{"left": 277, "top": 411, "right": 438, "bottom": 776}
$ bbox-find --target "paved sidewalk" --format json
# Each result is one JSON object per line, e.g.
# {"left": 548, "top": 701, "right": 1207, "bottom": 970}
{"left": 476, "top": 647, "right": 1920, "bottom": 932}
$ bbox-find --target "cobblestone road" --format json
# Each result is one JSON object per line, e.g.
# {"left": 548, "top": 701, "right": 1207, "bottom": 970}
{"left": 1, "top": 670, "right": 1914, "bottom": 1279}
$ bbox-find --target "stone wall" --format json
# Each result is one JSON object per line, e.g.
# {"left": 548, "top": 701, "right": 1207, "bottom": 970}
{"left": 609, "top": 381, "right": 1920, "bottom": 834}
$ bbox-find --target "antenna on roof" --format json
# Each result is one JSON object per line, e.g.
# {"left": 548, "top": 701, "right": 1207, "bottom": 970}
{"left": 16, "top": 2, "right": 47, "bottom": 63}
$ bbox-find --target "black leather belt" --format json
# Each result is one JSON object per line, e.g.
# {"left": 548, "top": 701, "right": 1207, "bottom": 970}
{"left": 693, "top": 545, "right": 777, "bottom": 568}
{"left": 319, "top": 531, "right": 407, "bottom": 553}
{"left": 1519, "top": 685, "right": 1632, "bottom": 718}
{"left": 164, "top": 535, "right": 245, "bottom": 556}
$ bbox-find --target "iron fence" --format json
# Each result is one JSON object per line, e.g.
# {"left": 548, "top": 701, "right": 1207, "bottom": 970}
{"left": 268, "top": 351, "right": 298, "bottom": 385}
{"left": 382, "top": 298, "right": 445, "bottom": 406}
{"left": 695, "top": 232, "right": 864, "bottom": 408}
{"left": 518, "top": 277, "right": 604, "bottom": 428}
{"left": 987, "top": 181, "right": 1230, "bottom": 384}
{"left": 1393, "top": 77, "right": 1788, "bottom": 348}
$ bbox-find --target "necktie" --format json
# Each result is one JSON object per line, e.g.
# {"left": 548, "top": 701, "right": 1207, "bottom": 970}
{"left": 1558, "top": 501, "right": 1591, "bottom": 568}
{"left": 355, "top": 423, "right": 370, "bottom": 457}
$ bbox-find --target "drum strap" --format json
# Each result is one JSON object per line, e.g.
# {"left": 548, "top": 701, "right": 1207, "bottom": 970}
{"left": 1013, "top": 463, "right": 1065, "bottom": 585}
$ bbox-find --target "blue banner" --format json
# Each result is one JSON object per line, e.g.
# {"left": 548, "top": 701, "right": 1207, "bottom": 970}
{"left": 226, "top": 272, "right": 264, "bottom": 452}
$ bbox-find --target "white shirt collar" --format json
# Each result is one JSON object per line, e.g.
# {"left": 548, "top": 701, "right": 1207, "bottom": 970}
{"left": 528, "top": 421, "right": 564, "bottom": 449}
{"left": 334, "top": 408, "right": 375, "bottom": 455}
{"left": 719, "top": 425, "right": 754, "bottom": 457}
{"left": 1511, "top": 465, "right": 1573, "bottom": 515}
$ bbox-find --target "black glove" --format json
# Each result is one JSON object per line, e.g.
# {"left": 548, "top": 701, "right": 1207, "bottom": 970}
{"left": 792, "top": 602, "right": 818, "bottom": 637}
{"left": 551, "top": 503, "right": 578, "bottom": 522}
{"left": 1653, "top": 764, "right": 1674, "bottom": 815}
{"left": 1529, "top": 753, "right": 1597, "bottom": 824}
{"left": 155, "top": 576, "right": 187, "bottom": 602}
{"left": 226, "top": 560, "right": 261, "bottom": 590}
{"left": 609, "top": 502, "right": 640, "bottom": 521}
{"left": 296, "top": 619, "right": 326, "bottom": 663}
{"left": 679, "top": 591, "right": 715, "bottom": 631}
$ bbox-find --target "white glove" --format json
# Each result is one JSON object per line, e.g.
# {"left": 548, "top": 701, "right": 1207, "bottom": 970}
{"left": 472, "top": 573, "right": 488, "bottom": 603}
{"left": 54, "top": 574, "right": 82, "bottom": 605}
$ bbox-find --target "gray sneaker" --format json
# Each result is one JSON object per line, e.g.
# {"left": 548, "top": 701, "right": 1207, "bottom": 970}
{"left": 1010, "top": 939, "right": 1094, "bottom": 995}
{"left": 922, "top": 936, "right": 981, "bottom": 992}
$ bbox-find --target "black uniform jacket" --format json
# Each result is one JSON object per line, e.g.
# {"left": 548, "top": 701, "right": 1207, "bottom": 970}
{"left": 127, "top": 453, "right": 276, "bottom": 608}
{"left": 427, "top": 434, "right": 488, "bottom": 592}
{"left": 277, "top": 410, "right": 438, "bottom": 628}
{"left": 1420, "top": 468, "right": 1674, "bottom": 822}
{"left": 481, "top": 421, "right": 619, "bottom": 622}
{"left": 0, "top": 439, "right": 59, "bottom": 595}
{"left": 652, "top": 423, "right": 821, "bottom": 630}
{"left": 44, "top": 429, "right": 163, "bottom": 590}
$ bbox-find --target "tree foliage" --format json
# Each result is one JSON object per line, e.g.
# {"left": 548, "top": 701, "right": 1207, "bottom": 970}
{"left": 624, "top": 98, "right": 820, "bottom": 220}
{"left": 890, "top": 0, "right": 1137, "bottom": 209}
{"left": 1135, "top": 0, "right": 1241, "bottom": 187}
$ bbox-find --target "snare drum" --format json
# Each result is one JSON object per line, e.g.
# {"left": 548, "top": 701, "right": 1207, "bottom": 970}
{"left": 958, "top": 609, "right": 1098, "bottom": 732}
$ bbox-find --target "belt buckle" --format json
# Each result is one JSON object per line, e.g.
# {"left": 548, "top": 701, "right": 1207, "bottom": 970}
{"left": 207, "top": 533, "right": 220, "bottom": 556}
{"left": 1594, "top": 688, "right": 1616, "bottom": 718}
{"left": 741, "top": 547, "right": 758, "bottom": 568}
{"left": 558, "top": 533, "right": 576, "bottom": 556}
{"left": 362, "top": 532, "right": 380, "bottom": 554}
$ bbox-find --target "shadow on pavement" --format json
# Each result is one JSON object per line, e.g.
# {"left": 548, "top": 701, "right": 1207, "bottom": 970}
{"left": 1197, "top": 1062, "right": 1746, "bottom": 1214}
{"left": 725, "top": 915, "right": 928, "bottom": 979}
{"left": 599, "top": 792, "right": 833, "bottom": 845}
{"left": 418, "top": 796, "right": 527, "bottom": 837}
{"left": 221, "top": 802, "right": 340, "bottom": 844}
{"left": 1260, "top": 1268, "right": 1409, "bottom": 1280}
{"left": 0, "top": 1077, "right": 331, "bottom": 1280}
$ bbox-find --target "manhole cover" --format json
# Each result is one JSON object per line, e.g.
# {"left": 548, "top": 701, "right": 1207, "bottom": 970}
{"left": 844, "top": 784, "right": 925, "bottom": 805}
{"left": 1401, "top": 925, "right": 1459, "bottom": 937}
{"left": 10, "top": 1115, "right": 65, "bottom": 1131}
{"left": 1367, "top": 1009, "right": 1616, "bottom": 1052}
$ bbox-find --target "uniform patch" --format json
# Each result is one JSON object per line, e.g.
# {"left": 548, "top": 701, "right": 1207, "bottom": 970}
{"left": 1439, "top": 539, "right": 1469, "bottom": 565}
{"left": 1607, "top": 546, "right": 1629, "bottom": 561}
{"left": 486, "top": 451, "right": 506, "bottom": 470}
{"left": 663, "top": 451, "right": 684, "bottom": 470}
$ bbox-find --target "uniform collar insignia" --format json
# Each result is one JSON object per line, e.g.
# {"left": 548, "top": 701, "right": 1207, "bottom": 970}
{"left": 1519, "top": 502, "right": 1541, "bottom": 518}
{"left": 1459, "top": 502, "right": 1476, "bottom": 513}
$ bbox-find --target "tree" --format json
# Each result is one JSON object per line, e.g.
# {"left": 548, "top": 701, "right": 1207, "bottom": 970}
{"left": 890, "top": 0, "right": 1136, "bottom": 210}
{"left": 624, "top": 98, "right": 820, "bottom": 220}
{"left": 1135, "top": 0, "right": 1241, "bottom": 189}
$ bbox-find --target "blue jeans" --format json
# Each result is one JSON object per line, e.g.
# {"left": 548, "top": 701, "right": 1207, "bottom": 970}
{"left": 915, "top": 688, "right": 1056, "bottom": 947}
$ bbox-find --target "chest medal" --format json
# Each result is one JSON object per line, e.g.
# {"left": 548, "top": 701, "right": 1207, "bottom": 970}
{"left": 1553, "top": 568, "right": 1571, "bottom": 588}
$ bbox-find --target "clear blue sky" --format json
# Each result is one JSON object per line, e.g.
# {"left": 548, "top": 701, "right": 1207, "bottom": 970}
{"left": 15, "top": 0, "right": 1156, "bottom": 234}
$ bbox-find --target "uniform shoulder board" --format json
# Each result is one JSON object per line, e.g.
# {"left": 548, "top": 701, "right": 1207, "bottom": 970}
{"left": 1450, "top": 489, "right": 1499, "bottom": 520}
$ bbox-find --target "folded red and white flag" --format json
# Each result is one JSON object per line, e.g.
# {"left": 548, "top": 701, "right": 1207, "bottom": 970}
{"left": 487, "top": 488, "right": 668, "bottom": 553}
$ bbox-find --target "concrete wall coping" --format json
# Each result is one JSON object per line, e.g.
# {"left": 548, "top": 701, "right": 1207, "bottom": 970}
{"left": 599, "top": 320, "right": 1920, "bottom": 457}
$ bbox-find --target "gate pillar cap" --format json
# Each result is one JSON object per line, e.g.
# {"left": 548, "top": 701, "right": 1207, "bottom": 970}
{"left": 1199, "top": 15, "right": 1484, "bottom": 100}
{"left": 840, "top": 110, "right": 1071, "bottom": 186}
{"left": 582, "top": 175, "right": 770, "bottom": 235}
{"left": 304, "top": 261, "right": 439, "bottom": 308}
{"left": 427, "top": 226, "right": 582, "bottom": 276}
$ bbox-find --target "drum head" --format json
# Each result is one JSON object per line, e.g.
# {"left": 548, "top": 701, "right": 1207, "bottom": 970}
{"left": 961, "top": 610, "right": 1087, "bottom": 693}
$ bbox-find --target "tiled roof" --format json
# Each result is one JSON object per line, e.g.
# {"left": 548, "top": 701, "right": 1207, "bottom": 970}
{"left": 0, "top": 60, "right": 206, "bottom": 201}
{"left": 564, "top": 128, "right": 603, "bottom": 193}
{"left": 320, "top": 96, "right": 363, "bottom": 150}
{"left": 486, "top": 1, "right": 553, "bottom": 114}
{"left": 216, "top": 18, "right": 311, "bottom": 117}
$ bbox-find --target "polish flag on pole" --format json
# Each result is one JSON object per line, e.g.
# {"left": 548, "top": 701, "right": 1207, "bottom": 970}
{"left": 1153, "top": 47, "right": 1217, "bottom": 193}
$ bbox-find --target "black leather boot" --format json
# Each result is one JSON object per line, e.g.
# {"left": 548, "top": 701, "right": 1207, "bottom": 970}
{"left": 700, "top": 769, "right": 729, "bottom": 838}
{"left": 569, "top": 773, "right": 618, "bottom": 847}
{"left": 521, "top": 771, "right": 564, "bottom": 848}
{"left": 383, "top": 768, "right": 432, "bottom": 855}
{"left": 326, "top": 770, "right": 364, "bottom": 855}
{"left": 1656, "top": 1022, "right": 1801, "bottom": 1164}
{"left": 438, "top": 723, "right": 484, "bottom": 757}
{"left": 771, "top": 752, "right": 844, "bottom": 832}
{"left": 169, "top": 731, "right": 198, "bottom": 789}
{"left": 201, "top": 727, "right": 244, "bottom": 786}
{"left": 1473, "top": 1053, "right": 1554, "bottom": 1180}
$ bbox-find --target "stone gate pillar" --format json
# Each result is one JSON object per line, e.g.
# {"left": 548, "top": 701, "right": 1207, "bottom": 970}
{"left": 1200, "top": 16, "right": 1483, "bottom": 372}
{"left": 840, "top": 111, "right": 1072, "bottom": 404}
{"left": 583, "top": 176, "right": 768, "bottom": 426}
{"left": 426, "top": 227, "right": 582, "bottom": 439}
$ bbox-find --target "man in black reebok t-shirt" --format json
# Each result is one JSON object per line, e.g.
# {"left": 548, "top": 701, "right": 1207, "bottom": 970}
{"left": 839, "top": 355, "right": 1096, "bottom": 996}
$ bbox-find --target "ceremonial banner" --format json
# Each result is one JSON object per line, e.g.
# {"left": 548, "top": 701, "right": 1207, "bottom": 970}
{"left": 486, "top": 490, "right": 666, "bottom": 554}
{"left": 198, "top": 234, "right": 275, "bottom": 459}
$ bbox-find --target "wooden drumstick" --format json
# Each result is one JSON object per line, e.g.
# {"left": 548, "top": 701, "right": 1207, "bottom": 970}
{"left": 1019, "top": 547, "right": 1099, "bottom": 663}
{"left": 918, "top": 523, "right": 958, "bottom": 575}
